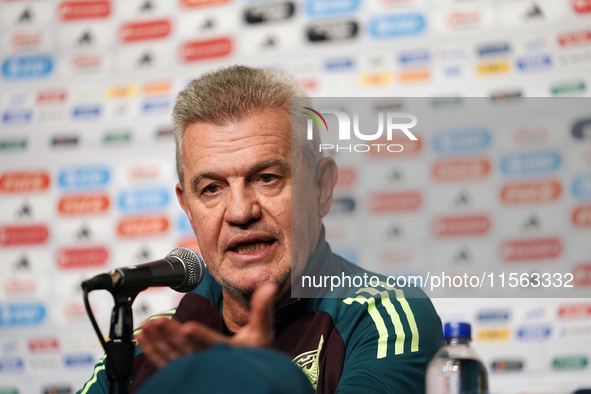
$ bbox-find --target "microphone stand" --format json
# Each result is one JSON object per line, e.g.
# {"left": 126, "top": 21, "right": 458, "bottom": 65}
{"left": 105, "top": 288, "right": 140, "bottom": 394}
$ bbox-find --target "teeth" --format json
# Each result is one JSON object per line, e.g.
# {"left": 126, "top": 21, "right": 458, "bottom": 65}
{"left": 236, "top": 242, "right": 271, "bottom": 254}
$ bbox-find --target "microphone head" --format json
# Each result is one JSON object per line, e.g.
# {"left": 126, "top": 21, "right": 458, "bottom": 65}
{"left": 167, "top": 247, "right": 206, "bottom": 292}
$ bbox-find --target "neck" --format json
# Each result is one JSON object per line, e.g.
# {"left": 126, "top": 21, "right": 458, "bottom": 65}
{"left": 221, "top": 288, "right": 252, "bottom": 332}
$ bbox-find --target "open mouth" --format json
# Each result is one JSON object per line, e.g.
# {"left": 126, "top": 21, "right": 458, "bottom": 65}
{"left": 231, "top": 240, "right": 275, "bottom": 255}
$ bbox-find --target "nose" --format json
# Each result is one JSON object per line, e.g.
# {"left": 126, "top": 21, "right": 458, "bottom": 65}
{"left": 224, "top": 184, "right": 262, "bottom": 226}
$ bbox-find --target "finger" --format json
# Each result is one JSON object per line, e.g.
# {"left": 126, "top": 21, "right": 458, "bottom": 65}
{"left": 136, "top": 327, "right": 167, "bottom": 368}
{"left": 180, "top": 321, "right": 230, "bottom": 349}
{"left": 140, "top": 319, "right": 184, "bottom": 366}
{"left": 237, "top": 282, "right": 277, "bottom": 346}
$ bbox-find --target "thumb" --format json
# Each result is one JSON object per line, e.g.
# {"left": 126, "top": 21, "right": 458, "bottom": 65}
{"left": 236, "top": 282, "right": 277, "bottom": 347}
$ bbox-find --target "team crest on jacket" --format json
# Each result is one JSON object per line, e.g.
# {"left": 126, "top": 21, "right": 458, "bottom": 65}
{"left": 293, "top": 335, "right": 324, "bottom": 390}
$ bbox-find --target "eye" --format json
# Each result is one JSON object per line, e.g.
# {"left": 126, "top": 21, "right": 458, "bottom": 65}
{"left": 260, "top": 174, "right": 276, "bottom": 183}
{"left": 203, "top": 184, "right": 219, "bottom": 194}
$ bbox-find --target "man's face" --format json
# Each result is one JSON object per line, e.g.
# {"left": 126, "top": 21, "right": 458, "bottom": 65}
{"left": 176, "top": 108, "right": 321, "bottom": 300}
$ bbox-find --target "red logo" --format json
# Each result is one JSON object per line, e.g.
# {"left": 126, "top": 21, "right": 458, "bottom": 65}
{"left": 0, "top": 225, "right": 49, "bottom": 246}
{"left": 37, "top": 90, "right": 67, "bottom": 104}
{"left": 446, "top": 11, "right": 482, "bottom": 28}
{"left": 59, "top": 1, "right": 111, "bottom": 20}
{"left": 500, "top": 180, "right": 561, "bottom": 204}
{"left": 12, "top": 33, "right": 42, "bottom": 50}
{"left": 336, "top": 168, "right": 356, "bottom": 187}
{"left": 369, "top": 136, "right": 422, "bottom": 157}
{"left": 572, "top": 0, "right": 591, "bottom": 14}
{"left": 369, "top": 191, "right": 421, "bottom": 213}
{"left": 181, "top": 38, "right": 232, "bottom": 62}
{"left": 513, "top": 128, "right": 548, "bottom": 145}
{"left": 117, "top": 216, "right": 169, "bottom": 237}
{"left": 181, "top": 0, "right": 230, "bottom": 7}
{"left": 501, "top": 238, "right": 562, "bottom": 262}
{"left": 434, "top": 214, "right": 491, "bottom": 237}
{"left": 0, "top": 171, "right": 50, "bottom": 193}
{"left": 57, "top": 247, "right": 109, "bottom": 269}
{"left": 572, "top": 204, "right": 591, "bottom": 227}
{"left": 433, "top": 158, "right": 490, "bottom": 181}
{"left": 300, "top": 78, "right": 318, "bottom": 92}
{"left": 558, "top": 303, "right": 591, "bottom": 319}
{"left": 558, "top": 30, "right": 591, "bottom": 47}
{"left": 120, "top": 19, "right": 171, "bottom": 42}
{"left": 72, "top": 55, "right": 103, "bottom": 72}
{"left": 28, "top": 338, "right": 59, "bottom": 353}
{"left": 58, "top": 194, "right": 110, "bottom": 216}
{"left": 573, "top": 263, "right": 591, "bottom": 286}
{"left": 5, "top": 280, "right": 37, "bottom": 297}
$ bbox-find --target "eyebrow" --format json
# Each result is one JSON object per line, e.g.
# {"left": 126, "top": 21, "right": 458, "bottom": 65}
{"left": 189, "top": 157, "right": 290, "bottom": 194}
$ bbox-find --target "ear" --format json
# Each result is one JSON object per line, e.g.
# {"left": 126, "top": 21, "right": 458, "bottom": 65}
{"left": 316, "top": 157, "right": 338, "bottom": 218}
{"left": 175, "top": 183, "right": 193, "bottom": 222}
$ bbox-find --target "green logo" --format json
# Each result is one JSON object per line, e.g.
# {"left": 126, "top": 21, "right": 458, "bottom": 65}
{"left": 103, "top": 131, "right": 132, "bottom": 144}
{"left": 431, "top": 97, "right": 462, "bottom": 108}
{"left": 0, "top": 388, "right": 19, "bottom": 394}
{"left": 551, "top": 81, "right": 586, "bottom": 96}
{"left": 0, "top": 138, "right": 27, "bottom": 152}
{"left": 552, "top": 355, "right": 588, "bottom": 370}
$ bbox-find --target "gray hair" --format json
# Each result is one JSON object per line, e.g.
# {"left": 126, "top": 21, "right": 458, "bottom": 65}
{"left": 172, "top": 65, "right": 322, "bottom": 188}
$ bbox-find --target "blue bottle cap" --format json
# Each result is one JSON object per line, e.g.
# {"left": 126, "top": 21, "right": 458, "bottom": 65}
{"left": 443, "top": 321, "right": 471, "bottom": 339}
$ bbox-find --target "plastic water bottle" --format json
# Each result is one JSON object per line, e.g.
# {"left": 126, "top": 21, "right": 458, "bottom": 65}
{"left": 426, "top": 321, "right": 489, "bottom": 394}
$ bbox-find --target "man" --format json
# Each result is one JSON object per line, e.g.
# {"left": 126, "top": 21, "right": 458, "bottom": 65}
{"left": 78, "top": 65, "right": 442, "bottom": 394}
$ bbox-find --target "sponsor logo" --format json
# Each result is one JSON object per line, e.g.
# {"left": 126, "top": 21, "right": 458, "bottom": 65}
{"left": 181, "top": 0, "right": 230, "bottom": 7}
{"left": 399, "top": 70, "right": 429, "bottom": 82}
{"left": 491, "top": 359, "right": 524, "bottom": 373}
{"left": 2, "top": 55, "right": 53, "bottom": 79}
{"left": 476, "top": 328, "right": 510, "bottom": 341}
{"left": 103, "top": 131, "right": 132, "bottom": 145}
{"left": 336, "top": 168, "right": 355, "bottom": 187}
{"left": 58, "top": 166, "right": 110, "bottom": 189}
{"left": 559, "top": 323, "right": 591, "bottom": 338}
{"left": 325, "top": 57, "right": 355, "bottom": 71}
{"left": 56, "top": 247, "right": 109, "bottom": 269}
{"left": 118, "top": 188, "right": 169, "bottom": 211}
{"left": 500, "top": 180, "right": 561, "bottom": 204}
{"left": 143, "top": 81, "right": 171, "bottom": 96}
{"left": 58, "top": 193, "right": 110, "bottom": 215}
{"left": 433, "top": 214, "right": 490, "bottom": 237}
{"left": 63, "top": 354, "right": 94, "bottom": 368}
{"left": 501, "top": 238, "right": 562, "bottom": 262}
{"left": 477, "top": 61, "right": 510, "bottom": 74}
{"left": 120, "top": 19, "right": 171, "bottom": 43}
{"left": 369, "top": 191, "right": 421, "bottom": 213}
{"left": 572, "top": 118, "right": 591, "bottom": 140}
{"left": 359, "top": 73, "right": 393, "bottom": 87}
{"left": 37, "top": 90, "right": 67, "bottom": 104}
{"left": 477, "top": 309, "right": 511, "bottom": 322}
{"left": 513, "top": 127, "right": 548, "bottom": 145}
{"left": 107, "top": 85, "right": 136, "bottom": 99}
{"left": 433, "top": 158, "right": 490, "bottom": 181}
{"left": 0, "top": 388, "right": 18, "bottom": 394}
{"left": 551, "top": 80, "right": 586, "bottom": 95}
{"left": 155, "top": 126, "right": 173, "bottom": 140}
{"left": 399, "top": 49, "right": 430, "bottom": 66}
{"left": 572, "top": 174, "right": 591, "bottom": 198}
{"left": 446, "top": 10, "right": 482, "bottom": 29}
{"left": 516, "top": 54, "right": 552, "bottom": 72}
{"left": 431, "top": 97, "right": 462, "bottom": 108}
{"left": 4, "top": 280, "right": 37, "bottom": 297}
{"left": 573, "top": 204, "right": 591, "bottom": 227}
{"left": 517, "top": 324, "right": 552, "bottom": 340}
{"left": 181, "top": 38, "right": 232, "bottom": 62}
{"left": 306, "top": 0, "right": 359, "bottom": 17}
{"left": 491, "top": 90, "right": 522, "bottom": 101}
{"left": 368, "top": 136, "right": 422, "bottom": 157}
{"left": 0, "top": 138, "right": 27, "bottom": 152}
{"left": 558, "top": 304, "right": 591, "bottom": 319}
{"left": 245, "top": 1, "right": 295, "bottom": 24}
{"left": 476, "top": 42, "right": 511, "bottom": 57}
{"left": 329, "top": 197, "right": 356, "bottom": 214}
{"left": 71, "top": 105, "right": 101, "bottom": 120}
{"left": 0, "top": 357, "right": 24, "bottom": 373}
{"left": 0, "top": 303, "right": 46, "bottom": 327}
{"left": 500, "top": 150, "right": 561, "bottom": 176}
{"left": 558, "top": 30, "right": 591, "bottom": 47}
{"left": 1, "top": 340, "right": 18, "bottom": 353}
{"left": 552, "top": 355, "right": 588, "bottom": 370}
{"left": 51, "top": 135, "right": 79, "bottom": 148}
{"left": 142, "top": 98, "right": 170, "bottom": 113}
{"left": 71, "top": 55, "right": 103, "bottom": 74}
{"left": 0, "top": 225, "right": 49, "bottom": 247}
{"left": 43, "top": 386, "right": 71, "bottom": 394}
{"left": 28, "top": 338, "right": 59, "bottom": 353}
{"left": 307, "top": 20, "right": 358, "bottom": 42}
{"left": 117, "top": 215, "right": 170, "bottom": 237}
{"left": 2, "top": 109, "right": 33, "bottom": 126}
{"left": 0, "top": 171, "right": 50, "bottom": 193}
{"left": 12, "top": 32, "right": 42, "bottom": 51}
{"left": 59, "top": 1, "right": 110, "bottom": 20}
{"left": 573, "top": 263, "right": 591, "bottom": 286}
{"left": 572, "top": 0, "right": 591, "bottom": 14}
{"left": 369, "top": 14, "right": 425, "bottom": 38}
{"left": 432, "top": 129, "right": 491, "bottom": 153}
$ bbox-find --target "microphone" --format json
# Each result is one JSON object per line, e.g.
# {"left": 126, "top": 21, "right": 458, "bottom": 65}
{"left": 81, "top": 247, "right": 206, "bottom": 293}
